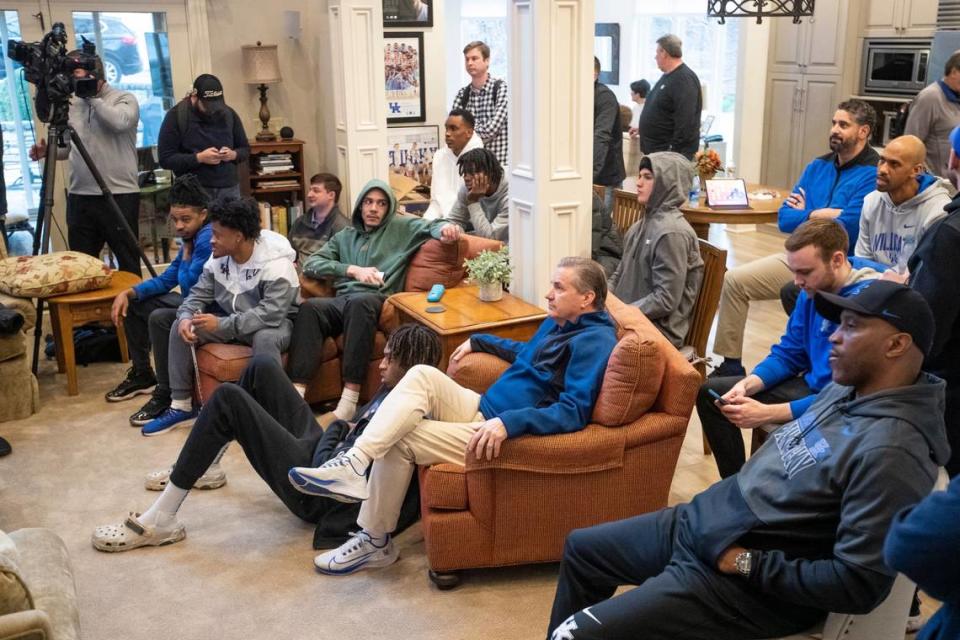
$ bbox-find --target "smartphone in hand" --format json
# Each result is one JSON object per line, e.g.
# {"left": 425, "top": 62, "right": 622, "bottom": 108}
{"left": 708, "top": 388, "right": 730, "bottom": 406}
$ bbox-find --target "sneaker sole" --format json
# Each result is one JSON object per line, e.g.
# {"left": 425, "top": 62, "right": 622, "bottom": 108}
{"left": 314, "top": 552, "right": 399, "bottom": 575}
{"left": 105, "top": 385, "right": 157, "bottom": 403}
{"left": 92, "top": 526, "right": 186, "bottom": 553}
{"left": 287, "top": 470, "right": 365, "bottom": 503}
{"left": 145, "top": 475, "right": 226, "bottom": 491}
{"left": 141, "top": 417, "right": 197, "bottom": 438}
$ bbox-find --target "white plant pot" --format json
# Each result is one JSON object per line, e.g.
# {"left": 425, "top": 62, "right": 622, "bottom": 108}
{"left": 478, "top": 281, "right": 503, "bottom": 302}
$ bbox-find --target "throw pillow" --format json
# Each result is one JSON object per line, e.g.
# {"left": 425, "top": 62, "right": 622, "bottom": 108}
{"left": 0, "top": 252, "right": 112, "bottom": 298}
{"left": 591, "top": 331, "right": 666, "bottom": 427}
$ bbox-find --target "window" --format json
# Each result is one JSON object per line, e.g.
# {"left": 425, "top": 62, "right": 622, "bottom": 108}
{"left": 448, "top": 0, "right": 508, "bottom": 106}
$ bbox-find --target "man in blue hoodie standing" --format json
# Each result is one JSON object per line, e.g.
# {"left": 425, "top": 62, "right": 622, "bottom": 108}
{"left": 105, "top": 175, "right": 213, "bottom": 426}
{"left": 547, "top": 280, "right": 948, "bottom": 640}
{"left": 288, "top": 257, "right": 618, "bottom": 575}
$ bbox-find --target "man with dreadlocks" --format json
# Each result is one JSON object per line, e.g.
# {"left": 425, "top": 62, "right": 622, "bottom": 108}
{"left": 91, "top": 324, "right": 442, "bottom": 554}
{"left": 105, "top": 174, "right": 213, "bottom": 427}
{"left": 447, "top": 147, "right": 510, "bottom": 242}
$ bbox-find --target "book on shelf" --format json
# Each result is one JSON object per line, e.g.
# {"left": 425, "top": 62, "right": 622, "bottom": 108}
{"left": 257, "top": 166, "right": 294, "bottom": 175}
{"left": 259, "top": 180, "right": 301, "bottom": 190}
{"left": 270, "top": 205, "right": 288, "bottom": 236}
{"left": 258, "top": 201, "right": 271, "bottom": 230}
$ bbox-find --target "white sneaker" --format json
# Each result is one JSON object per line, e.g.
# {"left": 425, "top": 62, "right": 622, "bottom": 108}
{"left": 287, "top": 451, "right": 370, "bottom": 502}
{"left": 144, "top": 465, "right": 227, "bottom": 491}
{"left": 314, "top": 531, "right": 397, "bottom": 575}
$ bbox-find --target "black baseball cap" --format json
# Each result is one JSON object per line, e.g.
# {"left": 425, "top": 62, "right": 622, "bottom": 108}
{"left": 192, "top": 74, "right": 226, "bottom": 115}
{"left": 813, "top": 280, "right": 935, "bottom": 356}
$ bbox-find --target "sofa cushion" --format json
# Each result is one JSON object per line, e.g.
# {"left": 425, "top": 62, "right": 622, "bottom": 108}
{"left": 405, "top": 239, "right": 465, "bottom": 292}
{"left": 0, "top": 530, "right": 33, "bottom": 616}
{"left": 591, "top": 331, "right": 666, "bottom": 427}
{"left": 0, "top": 251, "right": 112, "bottom": 298}
{"left": 196, "top": 342, "right": 302, "bottom": 383}
{"left": 421, "top": 464, "right": 468, "bottom": 510}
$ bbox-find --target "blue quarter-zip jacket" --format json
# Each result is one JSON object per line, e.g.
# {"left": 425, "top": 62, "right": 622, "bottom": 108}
{"left": 132, "top": 223, "right": 212, "bottom": 301}
{"left": 779, "top": 145, "right": 880, "bottom": 250}
{"left": 473, "top": 310, "right": 618, "bottom": 438}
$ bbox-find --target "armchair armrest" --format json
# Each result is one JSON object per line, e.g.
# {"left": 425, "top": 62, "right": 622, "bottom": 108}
{"left": 446, "top": 352, "right": 510, "bottom": 394}
{"left": 0, "top": 609, "right": 54, "bottom": 640}
{"left": 298, "top": 273, "right": 334, "bottom": 300}
{"left": 465, "top": 424, "right": 626, "bottom": 475}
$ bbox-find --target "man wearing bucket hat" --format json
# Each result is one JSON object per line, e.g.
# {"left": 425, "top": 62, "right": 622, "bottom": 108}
{"left": 158, "top": 74, "right": 249, "bottom": 201}
{"left": 545, "top": 280, "right": 949, "bottom": 640}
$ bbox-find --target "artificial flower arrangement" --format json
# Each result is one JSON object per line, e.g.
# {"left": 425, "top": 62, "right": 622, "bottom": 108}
{"left": 694, "top": 148, "right": 724, "bottom": 178}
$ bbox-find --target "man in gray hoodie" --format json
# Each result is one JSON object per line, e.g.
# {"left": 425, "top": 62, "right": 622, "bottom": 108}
{"left": 547, "top": 281, "right": 948, "bottom": 640}
{"left": 447, "top": 148, "right": 509, "bottom": 242}
{"left": 607, "top": 152, "right": 703, "bottom": 347}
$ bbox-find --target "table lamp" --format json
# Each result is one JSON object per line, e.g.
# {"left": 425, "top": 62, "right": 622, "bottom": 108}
{"left": 241, "top": 42, "right": 282, "bottom": 141}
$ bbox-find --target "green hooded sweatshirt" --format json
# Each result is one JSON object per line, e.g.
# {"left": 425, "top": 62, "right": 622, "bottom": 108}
{"left": 302, "top": 178, "right": 448, "bottom": 295}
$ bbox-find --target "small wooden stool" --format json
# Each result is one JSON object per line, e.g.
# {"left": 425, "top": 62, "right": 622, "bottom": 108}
{"left": 46, "top": 271, "right": 141, "bottom": 395}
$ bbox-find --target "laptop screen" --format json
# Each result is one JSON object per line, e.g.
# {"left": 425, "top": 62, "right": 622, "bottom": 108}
{"left": 705, "top": 178, "right": 749, "bottom": 207}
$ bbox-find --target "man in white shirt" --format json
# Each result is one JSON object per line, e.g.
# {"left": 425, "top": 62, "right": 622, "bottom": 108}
{"left": 424, "top": 109, "right": 483, "bottom": 221}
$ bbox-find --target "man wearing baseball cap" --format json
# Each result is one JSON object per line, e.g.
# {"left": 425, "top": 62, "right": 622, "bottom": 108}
{"left": 546, "top": 279, "right": 948, "bottom": 639}
{"left": 158, "top": 74, "right": 249, "bottom": 201}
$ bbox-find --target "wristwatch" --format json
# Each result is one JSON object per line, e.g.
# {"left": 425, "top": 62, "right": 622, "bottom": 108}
{"left": 735, "top": 551, "right": 754, "bottom": 577}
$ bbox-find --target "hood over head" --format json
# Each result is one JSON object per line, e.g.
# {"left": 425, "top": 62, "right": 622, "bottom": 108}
{"left": 351, "top": 179, "right": 398, "bottom": 231}
{"left": 643, "top": 151, "right": 694, "bottom": 214}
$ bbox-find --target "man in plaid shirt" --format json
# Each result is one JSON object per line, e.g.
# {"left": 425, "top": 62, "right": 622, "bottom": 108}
{"left": 452, "top": 41, "right": 509, "bottom": 166}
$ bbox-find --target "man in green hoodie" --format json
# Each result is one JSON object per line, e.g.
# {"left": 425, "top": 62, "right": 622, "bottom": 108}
{"left": 289, "top": 179, "right": 460, "bottom": 419}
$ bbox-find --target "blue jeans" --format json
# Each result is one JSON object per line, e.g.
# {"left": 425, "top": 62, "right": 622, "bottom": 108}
{"left": 205, "top": 184, "right": 242, "bottom": 202}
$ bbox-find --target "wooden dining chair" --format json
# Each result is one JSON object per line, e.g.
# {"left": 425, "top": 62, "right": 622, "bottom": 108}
{"left": 680, "top": 239, "right": 727, "bottom": 455}
{"left": 611, "top": 190, "right": 644, "bottom": 235}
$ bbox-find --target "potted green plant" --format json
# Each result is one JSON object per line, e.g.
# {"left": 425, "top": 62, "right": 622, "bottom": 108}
{"left": 463, "top": 246, "right": 512, "bottom": 302}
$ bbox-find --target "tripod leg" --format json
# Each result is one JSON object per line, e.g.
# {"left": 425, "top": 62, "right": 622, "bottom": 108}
{"left": 65, "top": 127, "right": 157, "bottom": 278}
{"left": 31, "top": 126, "right": 62, "bottom": 376}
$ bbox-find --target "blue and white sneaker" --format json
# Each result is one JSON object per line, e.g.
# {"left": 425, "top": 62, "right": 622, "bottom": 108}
{"left": 288, "top": 450, "right": 370, "bottom": 502}
{"left": 141, "top": 407, "right": 198, "bottom": 437}
{"left": 314, "top": 531, "right": 397, "bottom": 575}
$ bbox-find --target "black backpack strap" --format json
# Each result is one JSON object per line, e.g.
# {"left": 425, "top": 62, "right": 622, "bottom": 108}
{"left": 175, "top": 99, "right": 189, "bottom": 138}
{"left": 492, "top": 79, "right": 503, "bottom": 104}
{"left": 458, "top": 84, "right": 470, "bottom": 110}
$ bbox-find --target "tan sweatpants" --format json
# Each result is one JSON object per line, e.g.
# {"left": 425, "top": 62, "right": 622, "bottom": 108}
{"left": 355, "top": 365, "right": 486, "bottom": 535}
{"left": 713, "top": 253, "right": 793, "bottom": 359}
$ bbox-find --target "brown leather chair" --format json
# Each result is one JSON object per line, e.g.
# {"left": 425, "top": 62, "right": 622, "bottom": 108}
{"left": 417, "top": 293, "right": 700, "bottom": 587}
{"left": 195, "top": 234, "right": 502, "bottom": 403}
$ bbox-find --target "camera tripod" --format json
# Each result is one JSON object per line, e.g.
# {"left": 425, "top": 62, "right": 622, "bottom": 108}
{"left": 30, "top": 112, "right": 158, "bottom": 376}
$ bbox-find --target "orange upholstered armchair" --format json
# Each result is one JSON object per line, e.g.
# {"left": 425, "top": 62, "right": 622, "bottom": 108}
{"left": 418, "top": 293, "right": 700, "bottom": 588}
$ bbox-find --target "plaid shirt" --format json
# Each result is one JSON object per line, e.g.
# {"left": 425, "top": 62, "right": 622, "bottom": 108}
{"left": 452, "top": 76, "right": 509, "bottom": 165}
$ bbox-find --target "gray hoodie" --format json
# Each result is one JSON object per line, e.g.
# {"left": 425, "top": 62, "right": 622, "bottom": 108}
{"left": 856, "top": 174, "right": 950, "bottom": 268}
{"left": 608, "top": 151, "right": 703, "bottom": 347}
{"left": 448, "top": 172, "right": 510, "bottom": 242}
{"left": 178, "top": 229, "right": 299, "bottom": 340}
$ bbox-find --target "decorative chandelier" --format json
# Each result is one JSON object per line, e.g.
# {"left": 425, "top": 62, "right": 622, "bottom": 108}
{"left": 707, "top": 0, "right": 815, "bottom": 24}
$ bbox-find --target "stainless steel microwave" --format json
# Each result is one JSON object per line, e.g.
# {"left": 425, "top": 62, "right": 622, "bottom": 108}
{"left": 861, "top": 39, "right": 931, "bottom": 96}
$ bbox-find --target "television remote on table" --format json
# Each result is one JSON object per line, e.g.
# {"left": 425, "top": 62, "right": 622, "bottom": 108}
{"left": 427, "top": 284, "right": 446, "bottom": 303}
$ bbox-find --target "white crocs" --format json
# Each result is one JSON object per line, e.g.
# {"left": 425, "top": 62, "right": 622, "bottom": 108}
{"left": 91, "top": 513, "right": 185, "bottom": 552}
{"left": 144, "top": 465, "right": 227, "bottom": 491}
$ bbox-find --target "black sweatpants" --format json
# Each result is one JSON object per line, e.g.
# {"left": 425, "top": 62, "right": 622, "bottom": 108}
{"left": 547, "top": 509, "right": 825, "bottom": 640}
{"left": 168, "top": 355, "right": 330, "bottom": 522}
{"left": 66, "top": 192, "right": 142, "bottom": 276}
{"left": 288, "top": 292, "right": 386, "bottom": 385}
{"left": 697, "top": 375, "right": 813, "bottom": 479}
{"left": 123, "top": 292, "right": 180, "bottom": 384}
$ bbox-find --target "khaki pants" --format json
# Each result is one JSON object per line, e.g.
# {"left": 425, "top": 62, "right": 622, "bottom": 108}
{"left": 355, "top": 365, "right": 486, "bottom": 535}
{"left": 713, "top": 253, "right": 793, "bottom": 358}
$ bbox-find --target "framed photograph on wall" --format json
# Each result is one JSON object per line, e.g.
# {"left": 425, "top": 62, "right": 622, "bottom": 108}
{"left": 384, "top": 32, "right": 426, "bottom": 124}
{"left": 383, "top": 0, "right": 432, "bottom": 27}
{"left": 387, "top": 125, "right": 440, "bottom": 188}
{"left": 594, "top": 23, "right": 620, "bottom": 85}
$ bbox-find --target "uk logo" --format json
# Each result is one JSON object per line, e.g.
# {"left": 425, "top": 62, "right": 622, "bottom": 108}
{"left": 389, "top": 102, "right": 402, "bottom": 114}
{"left": 219, "top": 263, "right": 229, "bottom": 277}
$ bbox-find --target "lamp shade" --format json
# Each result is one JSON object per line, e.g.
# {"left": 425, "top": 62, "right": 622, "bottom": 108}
{"left": 242, "top": 42, "right": 281, "bottom": 84}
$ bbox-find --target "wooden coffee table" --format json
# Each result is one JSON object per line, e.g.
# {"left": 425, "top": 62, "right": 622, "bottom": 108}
{"left": 389, "top": 286, "right": 547, "bottom": 370}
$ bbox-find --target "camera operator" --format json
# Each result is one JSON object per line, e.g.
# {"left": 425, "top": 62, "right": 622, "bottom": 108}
{"left": 157, "top": 74, "right": 249, "bottom": 201}
{"left": 28, "top": 51, "right": 141, "bottom": 276}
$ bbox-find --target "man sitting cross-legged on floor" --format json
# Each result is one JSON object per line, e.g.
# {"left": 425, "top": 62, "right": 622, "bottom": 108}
{"left": 288, "top": 257, "right": 618, "bottom": 575}
{"left": 141, "top": 197, "right": 299, "bottom": 436}
{"left": 91, "top": 324, "right": 442, "bottom": 552}
{"left": 546, "top": 280, "right": 949, "bottom": 640}
{"left": 697, "top": 219, "right": 881, "bottom": 479}
{"left": 105, "top": 175, "right": 213, "bottom": 426}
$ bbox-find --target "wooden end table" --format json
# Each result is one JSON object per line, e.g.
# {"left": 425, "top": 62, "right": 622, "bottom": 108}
{"left": 388, "top": 286, "right": 548, "bottom": 371}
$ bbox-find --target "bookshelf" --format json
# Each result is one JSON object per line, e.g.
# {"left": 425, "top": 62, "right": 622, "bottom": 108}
{"left": 241, "top": 139, "right": 308, "bottom": 237}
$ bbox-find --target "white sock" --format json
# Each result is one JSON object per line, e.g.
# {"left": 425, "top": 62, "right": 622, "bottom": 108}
{"left": 333, "top": 388, "right": 360, "bottom": 420}
{"left": 363, "top": 528, "right": 388, "bottom": 545}
{"left": 293, "top": 383, "right": 307, "bottom": 398}
{"left": 170, "top": 397, "right": 192, "bottom": 413}
{"left": 345, "top": 447, "right": 371, "bottom": 472}
{"left": 138, "top": 483, "right": 188, "bottom": 527}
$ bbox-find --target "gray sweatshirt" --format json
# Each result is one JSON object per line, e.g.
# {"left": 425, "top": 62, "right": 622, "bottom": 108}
{"left": 904, "top": 81, "right": 960, "bottom": 178}
{"left": 178, "top": 229, "right": 299, "bottom": 340}
{"left": 448, "top": 173, "right": 510, "bottom": 242}
{"left": 856, "top": 173, "right": 949, "bottom": 268}
{"left": 608, "top": 152, "right": 704, "bottom": 347}
{"left": 58, "top": 83, "right": 140, "bottom": 195}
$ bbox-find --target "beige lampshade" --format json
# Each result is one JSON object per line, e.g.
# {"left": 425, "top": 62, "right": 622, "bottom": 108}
{"left": 242, "top": 42, "right": 281, "bottom": 84}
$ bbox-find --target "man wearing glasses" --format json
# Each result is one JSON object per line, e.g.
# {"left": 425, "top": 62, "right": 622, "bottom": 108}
{"left": 288, "top": 179, "right": 461, "bottom": 421}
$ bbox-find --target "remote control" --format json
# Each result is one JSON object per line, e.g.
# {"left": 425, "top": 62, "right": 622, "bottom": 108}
{"left": 427, "top": 284, "right": 446, "bottom": 303}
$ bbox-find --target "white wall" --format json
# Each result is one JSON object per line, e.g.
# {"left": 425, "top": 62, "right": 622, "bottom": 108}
{"left": 734, "top": 22, "right": 770, "bottom": 183}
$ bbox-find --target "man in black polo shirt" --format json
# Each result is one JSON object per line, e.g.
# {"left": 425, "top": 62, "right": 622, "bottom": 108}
{"left": 638, "top": 34, "right": 702, "bottom": 160}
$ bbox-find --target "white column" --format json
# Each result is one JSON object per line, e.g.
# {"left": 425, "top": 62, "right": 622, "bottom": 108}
{"left": 508, "top": 0, "right": 595, "bottom": 304}
{"left": 328, "top": 0, "right": 391, "bottom": 207}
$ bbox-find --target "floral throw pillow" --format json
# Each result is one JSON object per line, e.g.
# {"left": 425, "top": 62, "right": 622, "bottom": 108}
{"left": 0, "top": 251, "right": 112, "bottom": 298}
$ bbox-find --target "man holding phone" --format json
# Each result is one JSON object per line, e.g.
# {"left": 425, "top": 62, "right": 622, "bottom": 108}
{"left": 158, "top": 74, "right": 249, "bottom": 201}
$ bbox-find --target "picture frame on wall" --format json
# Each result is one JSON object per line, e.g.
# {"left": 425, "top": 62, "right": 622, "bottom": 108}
{"left": 384, "top": 32, "right": 426, "bottom": 124}
{"left": 387, "top": 125, "right": 440, "bottom": 188}
{"left": 594, "top": 23, "right": 620, "bottom": 86}
{"left": 383, "top": 0, "right": 432, "bottom": 27}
